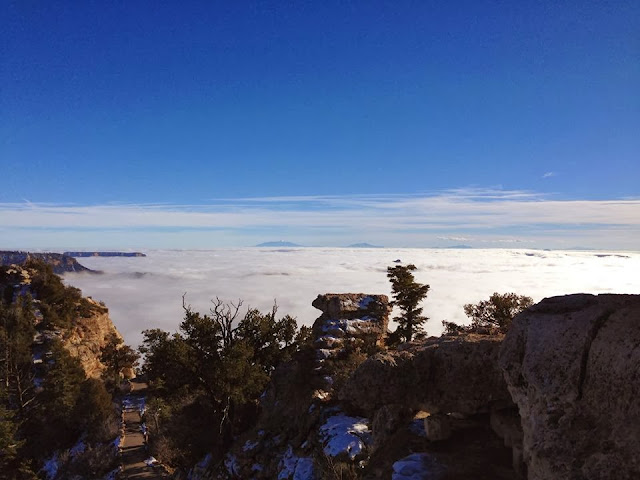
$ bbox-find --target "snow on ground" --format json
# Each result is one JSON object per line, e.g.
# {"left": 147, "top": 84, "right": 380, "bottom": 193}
{"left": 278, "top": 446, "right": 315, "bottom": 480}
{"left": 243, "top": 439, "right": 259, "bottom": 452}
{"left": 319, "top": 414, "right": 372, "bottom": 460}
{"left": 224, "top": 453, "right": 240, "bottom": 476}
{"left": 70, "top": 440, "right": 86, "bottom": 458}
{"left": 122, "top": 395, "right": 146, "bottom": 415}
{"left": 392, "top": 453, "right": 445, "bottom": 480}
{"left": 188, "top": 453, "right": 212, "bottom": 480}
{"left": 41, "top": 454, "right": 58, "bottom": 480}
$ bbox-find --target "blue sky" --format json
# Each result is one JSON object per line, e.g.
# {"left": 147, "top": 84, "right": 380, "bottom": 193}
{"left": 1, "top": 1, "right": 638, "bottom": 249}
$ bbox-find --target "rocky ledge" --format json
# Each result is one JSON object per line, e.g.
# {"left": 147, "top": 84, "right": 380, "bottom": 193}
{"left": 0, "top": 251, "right": 95, "bottom": 274}
{"left": 190, "top": 293, "right": 639, "bottom": 480}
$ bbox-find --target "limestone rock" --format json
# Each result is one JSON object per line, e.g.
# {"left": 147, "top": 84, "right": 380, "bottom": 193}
{"left": 372, "top": 404, "right": 412, "bottom": 450}
{"left": 340, "top": 334, "right": 511, "bottom": 416}
{"left": 499, "top": 294, "right": 640, "bottom": 480}
{"left": 312, "top": 293, "right": 390, "bottom": 360}
{"left": 62, "top": 298, "right": 124, "bottom": 378}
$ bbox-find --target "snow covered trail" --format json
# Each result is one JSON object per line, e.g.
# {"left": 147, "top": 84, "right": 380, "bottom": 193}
{"left": 121, "top": 380, "right": 167, "bottom": 479}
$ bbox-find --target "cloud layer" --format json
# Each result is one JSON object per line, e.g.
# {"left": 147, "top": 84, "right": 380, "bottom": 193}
{"left": 2, "top": 189, "right": 640, "bottom": 249}
{"left": 63, "top": 248, "right": 640, "bottom": 347}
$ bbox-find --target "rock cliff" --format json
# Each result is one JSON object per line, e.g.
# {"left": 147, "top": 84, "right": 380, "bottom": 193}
{"left": 500, "top": 294, "right": 640, "bottom": 480}
{"left": 0, "top": 250, "right": 94, "bottom": 274}
{"left": 62, "top": 298, "right": 124, "bottom": 378}
{"left": 1, "top": 263, "right": 124, "bottom": 379}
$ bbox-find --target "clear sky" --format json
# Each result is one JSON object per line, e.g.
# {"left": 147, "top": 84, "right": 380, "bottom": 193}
{"left": 1, "top": 1, "right": 639, "bottom": 249}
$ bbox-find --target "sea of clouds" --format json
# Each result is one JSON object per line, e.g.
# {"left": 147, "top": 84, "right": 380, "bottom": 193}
{"left": 63, "top": 248, "right": 640, "bottom": 347}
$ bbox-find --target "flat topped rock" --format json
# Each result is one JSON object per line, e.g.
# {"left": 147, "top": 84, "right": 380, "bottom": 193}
{"left": 312, "top": 293, "right": 390, "bottom": 319}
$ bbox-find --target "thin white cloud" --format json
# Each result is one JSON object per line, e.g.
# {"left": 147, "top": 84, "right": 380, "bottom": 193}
{"left": 1, "top": 189, "right": 639, "bottom": 249}
{"left": 542, "top": 172, "right": 556, "bottom": 178}
{"left": 437, "top": 236, "right": 471, "bottom": 242}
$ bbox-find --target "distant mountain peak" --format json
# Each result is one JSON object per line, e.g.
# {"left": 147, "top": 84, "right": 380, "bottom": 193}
{"left": 347, "top": 243, "right": 383, "bottom": 248}
{"left": 255, "top": 241, "right": 303, "bottom": 247}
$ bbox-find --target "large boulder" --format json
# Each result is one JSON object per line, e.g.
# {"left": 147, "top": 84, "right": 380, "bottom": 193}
{"left": 340, "top": 334, "right": 511, "bottom": 416}
{"left": 499, "top": 294, "right": 640, "bottom": 480}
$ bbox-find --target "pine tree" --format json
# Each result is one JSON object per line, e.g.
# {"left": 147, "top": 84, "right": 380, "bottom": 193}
{"left": 387, "top": 264, "right": 430, "bottom": 342}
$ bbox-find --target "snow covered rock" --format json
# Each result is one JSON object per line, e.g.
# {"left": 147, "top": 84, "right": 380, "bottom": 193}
{"left": 392, "top": 453, "right": 445, "bottom": 480}
{"left": 278, "top": 446, "right": 315, "bottom": 480}
{"left": 318, "top": 414, "right": 372, "bottom": 460}
{"left": 310, "top": 294, "right": 390, "bottom": 373}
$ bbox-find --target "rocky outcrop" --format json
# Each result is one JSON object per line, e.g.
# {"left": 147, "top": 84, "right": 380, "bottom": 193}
{"left": 312, "top": 293, "right": 390, "bottom": 358}
{"left": 1, "top": 263, "right": 124, "bottom": 379}
{"left": 340, "top": 333, "right": 512, "bottom": 416}
{"left": 500, "top": 294, "right": 640, "bottom": 480}
{"left": 62, "top": 298, "right": 124, "bottom": 378}
{"left": 63, "top": 251, "right": 146, "bottom": 257}
{"left": 0, "top": 251, "right": 94, "bottom": 274}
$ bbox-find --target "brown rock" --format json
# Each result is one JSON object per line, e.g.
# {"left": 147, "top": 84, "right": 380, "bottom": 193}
{"left": 312, "top": 293, "right": 390, "bottom": 357}
{"left": 340, "top": 334, "right": 511, "bottom": 416}
{"left": 499, "top": 294, "right": 640, "bottom": 480}
{"left": 371, "top": 404, "right": 412, "bottom": 450}
{"left": 62, "top": 298, "right": 124, "bottom": 378}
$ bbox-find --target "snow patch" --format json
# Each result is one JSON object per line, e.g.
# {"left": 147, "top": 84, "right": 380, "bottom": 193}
{"left": 224, "top": 453, "right": 240, "bottom": 476}
{"left": 41, "top": 454, "right": 59, "bottom": 480}
{"left": 70, "top": 440, "right": 86, "bottom": 458}
{"left": 359, "top": 296, "right": 374, "bottom": 308}
{"left": 243, "top": 439, "right": 259, "bottom": 452}
{"left": 112, "top": 434, "right": 124, "bottom": 450}
{"left": 392, "top": 453, "right": 445, "bottom": 480}
{"left": 122, "top": 395, "right": 146, "bottom": 415}
{"left": 316, "top": 348, "right": 333, "bottom": 360}
{"left": 319, "top": 414, "right": 371, "bottom": 460}
{"left": 278, "top": 446, "right": 315, "bottom": 480}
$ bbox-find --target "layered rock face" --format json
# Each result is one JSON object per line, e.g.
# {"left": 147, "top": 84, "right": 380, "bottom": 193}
{"left": 0, "top": 251, "right": 94, "bottom": 274}
{"left": 311, "top": 293, "right": 390, "bottom": 360}
{"left": 500, "top": 294, "right": 640, "bottom": 480}
{"left": 63, "top": 298, "right": 124, "bottom": 378}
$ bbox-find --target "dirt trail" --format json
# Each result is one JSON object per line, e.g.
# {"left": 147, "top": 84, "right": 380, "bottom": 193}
{"left": 121, "top": 380, "right": 167, "bottom": 479}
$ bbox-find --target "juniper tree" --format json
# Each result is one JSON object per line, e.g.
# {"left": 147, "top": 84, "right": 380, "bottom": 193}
{"left": 463, "top": 292, "right": 533, "bottom": 333}
{"left": 387, "top": 264, "right": 430, "bottom": 342}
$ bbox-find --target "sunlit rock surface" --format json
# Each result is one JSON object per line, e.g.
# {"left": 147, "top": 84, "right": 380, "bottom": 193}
{"left": 500, "top": 294, "right": 640, "bottom": 480}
